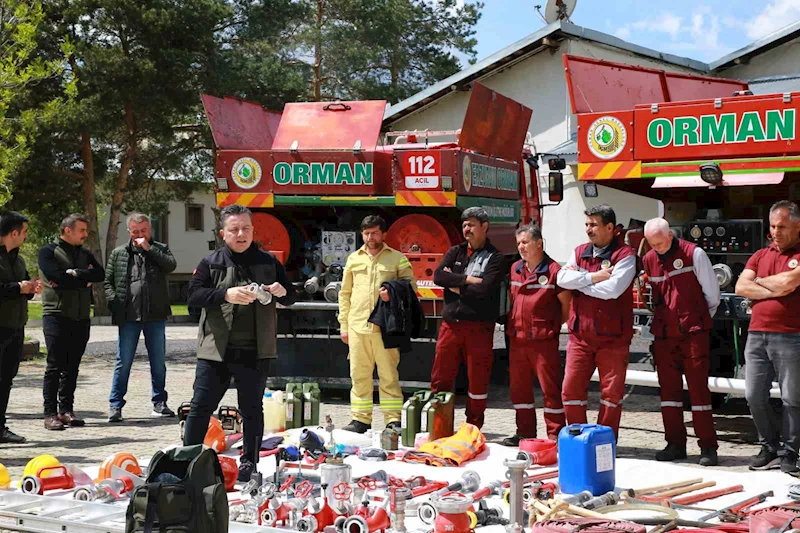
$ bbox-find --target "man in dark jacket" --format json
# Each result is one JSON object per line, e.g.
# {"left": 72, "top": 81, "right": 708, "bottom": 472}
{"left": 184, "top": 204, "right": 296, "bottom": 482}
{"left": 0, "top": 212, "right": 42, "bottom": 443}
{"left": 368, "top": 280, "right": 424, "bottom": 353}
{"left": 38, "top": 213, "right": 105, "bottom": 430}
{"left": 431, "top": 207, "right": 506, "bottom": 428}
{"left": 105, "top": 213, "right": 177, "bottom": 423}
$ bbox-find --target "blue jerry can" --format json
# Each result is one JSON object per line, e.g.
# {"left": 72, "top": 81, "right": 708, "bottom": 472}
{"left": 558, "top": 424, "right": 616, "bottom": 496}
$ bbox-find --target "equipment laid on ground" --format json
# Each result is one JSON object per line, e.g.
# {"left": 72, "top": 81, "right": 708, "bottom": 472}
{"left": 558, "top": 424, "right": 615, "bottom": 496}
{"left": 264, "top": 391, "right": 288, "bottom": 433}
{"left": 286, "top": 384, "right": 304, "bottom": 430}
{"left": 421, "top": 392, "right": 455, "bottom": 441}
{"left": 401, "top": 391, "right": 433, "bottom": 447}
{"left": 302, "top": 383, "right": 321, "bottom": 426}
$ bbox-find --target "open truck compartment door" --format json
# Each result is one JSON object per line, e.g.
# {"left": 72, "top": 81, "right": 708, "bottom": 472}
{"left": 200, "top": 94, "right": 281, "bottom": 150}
{"left": 563, "top": 54, "right": 748, "bottom": 114}
{"left": 272, "top": 100, "right": 386, "bottom": 151}
{"left": 458, "top": 82, "right": 533, "bottom": 162}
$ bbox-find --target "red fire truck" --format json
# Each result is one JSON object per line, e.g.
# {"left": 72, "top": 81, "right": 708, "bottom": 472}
{"left": 563, "top": 54, "right": 800, "bottom": 382}
{"left": 202, "top": 83, "right": 557, "bottom": 387}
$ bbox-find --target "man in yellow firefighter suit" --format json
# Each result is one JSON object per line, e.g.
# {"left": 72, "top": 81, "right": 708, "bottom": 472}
{"left": 339, "top": 215, "right": 417, "bottom": 433}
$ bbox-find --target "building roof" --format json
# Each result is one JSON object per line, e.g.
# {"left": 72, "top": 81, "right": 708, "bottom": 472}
{"left": 384, "top": 19, "right": 800, "bottom": 125}
{"left": 383, "top": 21, "right": 707, "bottom": 123}
{"left": 709, "top": 21, "right": 800, "bottom": 71}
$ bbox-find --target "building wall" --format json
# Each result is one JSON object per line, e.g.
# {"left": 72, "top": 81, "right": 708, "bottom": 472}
{"left": 389, "top": 37, "right": 700, "bottom": 262}
{"left": 717, "top": 39, "right": 800, "bottom": 93}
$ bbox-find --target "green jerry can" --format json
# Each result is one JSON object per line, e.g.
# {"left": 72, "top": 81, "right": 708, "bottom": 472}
{"left": 302, "top": 382, "right": 320, "bottom": 426}
{"left": 422, "top": 391, "right": 455, "bottom": 441}
{"left": 401, "top": 391, "right": 433, "bottom": 447}
{"left": 285, "top": 383, "right": 304, "bottom": 429}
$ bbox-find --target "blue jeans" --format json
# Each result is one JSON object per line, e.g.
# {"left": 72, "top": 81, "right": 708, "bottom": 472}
{"left": 745, "top": 331, "right": 800, "bottom": 454}
{"left": 109, "top": 321, "right": 168, "bottom": 408}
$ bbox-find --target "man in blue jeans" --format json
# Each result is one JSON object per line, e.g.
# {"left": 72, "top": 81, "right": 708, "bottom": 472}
{"left": 736, "top": 200, "right": 800, "bottom": 474}
{"left": 105, "top": 213, "right": 177, "bottom": 422}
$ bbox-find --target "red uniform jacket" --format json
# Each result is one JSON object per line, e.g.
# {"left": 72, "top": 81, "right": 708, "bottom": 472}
{"left": 568, "top": 241, "right": 635, "bottom": 346}
{"left": 643, "top": 239, "right": 712, "bottom": 339}
{"left": 507, "top": 254, "right": 562, "bottom": 341}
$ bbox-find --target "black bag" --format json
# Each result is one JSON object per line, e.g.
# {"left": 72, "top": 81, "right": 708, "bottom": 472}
{"left": 125, "top": 445, "right": 229, "bottom": 533}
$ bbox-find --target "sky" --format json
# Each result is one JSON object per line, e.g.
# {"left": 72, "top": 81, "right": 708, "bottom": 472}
{"left": 469, "top": 0, "right": 800, "bottom": 64}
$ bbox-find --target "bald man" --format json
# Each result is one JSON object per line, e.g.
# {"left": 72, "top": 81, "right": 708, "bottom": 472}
{"left": 642, "top": 218, "right": 720, "bottom": 466}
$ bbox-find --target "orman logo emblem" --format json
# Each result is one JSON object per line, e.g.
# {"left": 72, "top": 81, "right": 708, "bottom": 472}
{"left": 601, "top": 260, "right": 611, "bottom": 269}
{"left": 789, "top": 259, "right": 799, "bottom": 269}
{"left": 673, "top": 259, "right": 684, "bottom": 269}
{"left": 462, "top": 155, "right": 472, "bottom": 192}
{"left": 587, "top": 116, "right": 627, "bottom": 160}
{"left": 231, "top": 157, "right": 262, "bottom": 189}
{"left": 538, "top": 275, "right": 549, "bottom": 285}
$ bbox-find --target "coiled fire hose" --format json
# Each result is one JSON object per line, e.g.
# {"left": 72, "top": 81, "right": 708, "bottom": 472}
{"left": 593, "top": 503, "right": 679, "bottom": 520}
{"left": 530, "top": 517, "right": 647, "bottom": 533}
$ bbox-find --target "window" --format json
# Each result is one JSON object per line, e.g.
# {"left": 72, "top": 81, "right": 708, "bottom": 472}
{"left": 151, "top": 215, "right": 168, "bottom": 244}
{"left": 185, "top": 204, "right": 204, "bottom": 232}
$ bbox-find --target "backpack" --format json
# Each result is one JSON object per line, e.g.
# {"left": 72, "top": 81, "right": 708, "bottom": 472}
{"left": 125, "top": 445, "right": 229, "bottom": 533}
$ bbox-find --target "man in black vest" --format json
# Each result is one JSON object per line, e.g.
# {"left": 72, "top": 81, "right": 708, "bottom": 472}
{"left": 184, "top": 204, "right": 296, "bottom": 482}
{"left": 0, "top": 212, "right": 42, "bottom": 442}
{"left": 38, "top": 214, "right": 104, "bottom": 430}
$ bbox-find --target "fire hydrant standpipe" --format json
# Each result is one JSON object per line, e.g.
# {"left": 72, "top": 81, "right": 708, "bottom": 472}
{"left": 504, "top": 454, "right": 532, "bottom": 528}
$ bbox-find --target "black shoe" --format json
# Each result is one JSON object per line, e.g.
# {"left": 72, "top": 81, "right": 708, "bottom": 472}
{"left": 750, "top": 445, "right": 781, "bottom": 470}
{"left": 152, "top": 402, "right": 175, "bottom": 418}
{"left": 501, "top": 434, "right": 527, "bottom": 447}
{"left": 386, "top": 421, "right": 401, "bottom": 431}
{"left": 108, "top": 406, "right": 123, "bottom": 423}
{"left": 781, "top": 452, "right": 800, "bottom": 475}
{"left": 655, "top": 443, "right": 687, "bottom": 462}
{"left": 342, "top": 420, "right": 370, "bottom": 433}
{"left": 0, "top": 427, "right": 25, "bottom": 444}
{"left": 237, "top": 460, "right": 255, "bottom": 482}
{"left": 699, "top": 448, "right": 718, "bottom": 467}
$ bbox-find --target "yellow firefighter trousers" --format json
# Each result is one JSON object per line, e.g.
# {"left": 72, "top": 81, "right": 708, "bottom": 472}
{"left": 349, "top": 330, "right": 403, "bottom": 424}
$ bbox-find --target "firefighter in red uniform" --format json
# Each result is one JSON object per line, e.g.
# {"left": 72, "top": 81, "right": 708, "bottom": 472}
{"left": 431, "top": 207, "right": 506, "bottom": 428}
{"left": 502, "top": 225, "right": 571, "bottom": 446}
{"left": 642, "top": 217, "right": 720, "bottom": 467}
{"left": 557, "top": 205, "right": 636, "bottom": 438}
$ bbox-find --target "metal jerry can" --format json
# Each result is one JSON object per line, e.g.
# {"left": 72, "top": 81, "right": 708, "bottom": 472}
{"left": 302, "top": 382, "right": 320, "bottom": 426}
{"left": 422, "top": 392, "right": 455, "bottom": 441}
{"left": 401, "top": 391, "right": 433, "bottom": 447}
{"left": 285, "top": 383, "right": 304, "bottom": 429}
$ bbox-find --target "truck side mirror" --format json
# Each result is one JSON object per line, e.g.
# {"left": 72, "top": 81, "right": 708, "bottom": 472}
{"left": 548, "top": 172, "right": 563, "bottom": 203}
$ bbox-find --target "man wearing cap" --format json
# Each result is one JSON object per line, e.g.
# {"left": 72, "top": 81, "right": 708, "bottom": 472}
{"left": 431, "top": 207, "right": 506, "bottom": 428}
{"left": 556, "top": 204, "right": 637, "bottom": 438}
{"left": 736, "top": 200, "right": 800, "bottom": 474}
{"left": 642, "top": 217, "right": 720, "bottom": 467}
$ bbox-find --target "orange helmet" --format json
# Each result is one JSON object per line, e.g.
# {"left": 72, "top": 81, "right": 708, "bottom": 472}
{"left": 204, "top": 418, "right": 227, "bottom": 453}
{"left": 97, "top": 452, "right": 142, "bottom": 482}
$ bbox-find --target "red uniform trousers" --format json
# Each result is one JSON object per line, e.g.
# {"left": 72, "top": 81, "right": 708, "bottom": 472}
{"left": 509, "top": 337, "right": 565, "bottom": 440}
{"left": 431, "top": 320, "right": 494, "bottom": 428}
{"left": 653, "top": 332, "right": 718, "bottom": 450}
{"left": 562, "top": 335, "right": 629, "bottom": 438}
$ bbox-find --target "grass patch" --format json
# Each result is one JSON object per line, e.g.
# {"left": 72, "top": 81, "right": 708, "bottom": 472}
{"left": 27, "top": 302, "right": 188, "bottom": 320}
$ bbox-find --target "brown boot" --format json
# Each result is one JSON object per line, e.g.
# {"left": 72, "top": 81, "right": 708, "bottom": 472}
{"left": 58, "top": 412, "right": 85, "bottom": 427}
{"left": 44, "top": 415, "right": 65, "bottom": 431}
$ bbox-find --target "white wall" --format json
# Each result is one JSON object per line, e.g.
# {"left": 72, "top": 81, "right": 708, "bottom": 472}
{"left": 717, "top": 39, "right": 800, "bottom": 94}
{"left": 99, "top": 191, "right": 217, "bottom": 275}
{"left": 388, "top": 37, "right": 700, "bottom": 262}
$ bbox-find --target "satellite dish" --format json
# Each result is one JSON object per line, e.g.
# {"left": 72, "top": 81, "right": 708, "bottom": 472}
{"left": 544, "top": 0, "right": 576, "bottom": 23}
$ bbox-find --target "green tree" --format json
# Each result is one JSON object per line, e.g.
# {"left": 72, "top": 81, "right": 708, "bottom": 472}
{"left": 300, "top": 0, "right": 482, "bottom": 103}
{"left": 0, "top": 0, "right": 73, "bottom": 204}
